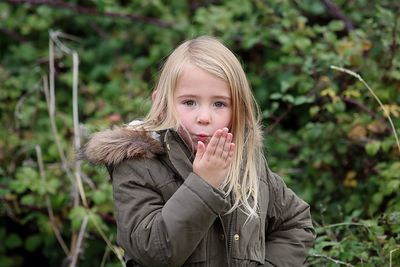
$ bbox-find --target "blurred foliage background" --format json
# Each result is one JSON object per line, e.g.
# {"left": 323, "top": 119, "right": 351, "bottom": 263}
{"left": 1, "top": 0, "right": 399, "bottom": 266}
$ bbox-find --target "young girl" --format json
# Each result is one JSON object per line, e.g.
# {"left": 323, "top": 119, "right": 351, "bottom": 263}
{"left": 84, "top": 36, "right": 315, "bottom": 266}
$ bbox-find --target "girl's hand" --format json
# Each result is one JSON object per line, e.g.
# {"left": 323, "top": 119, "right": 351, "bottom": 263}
{"left": 193, "top": 128, "right": 235, "bottom": 188}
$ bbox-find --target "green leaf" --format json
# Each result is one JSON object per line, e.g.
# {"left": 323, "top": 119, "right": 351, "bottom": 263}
{"left": 69, "top": 206, "right": 88, "bottom": 231}
{"left": 5, "top": 233, "right": 22, "bottom": 249}
{"left": 25, "top": 235, "right": 42, "bottom": 252}
{"left": 269, "top": 93, "right": 282, "bottom": 100}
{"left": 365, "top": 141, "right": 381, "bottom": 156}
{"left": 92, "top": 190, "right": 107, "bottom": 204}
{"left": 21, "top": 194, "right": 35, "bottom": 205}
{"left": 294, "top": 37, "right": 311, "bottom": 50}
{"left": 328, "top": 20, "right": 345, "bottom": 31}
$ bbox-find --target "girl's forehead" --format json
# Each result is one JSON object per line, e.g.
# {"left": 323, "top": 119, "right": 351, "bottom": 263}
{"left": 175, "top": 64, "right": 231, "bottom": 98}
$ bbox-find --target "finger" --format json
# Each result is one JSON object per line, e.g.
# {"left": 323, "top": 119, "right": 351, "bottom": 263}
{"left": 205, "top": 129, "right": 223, "bottom": 157}
{"left": 194, "top": 141, "right": 206, "bottom": 162}
{"left": 215, "top": 128, "right": 228, "bottom": 157}
{"left": 221, "top": 133, "right": 233, "bottom": 159}
{"left": 226, "top": 143, "right": 235, "bottom": 163}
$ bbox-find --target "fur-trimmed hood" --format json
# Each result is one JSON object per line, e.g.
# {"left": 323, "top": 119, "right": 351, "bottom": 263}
{"left": 81, "top": 127, "right": 164, "bottom": 167}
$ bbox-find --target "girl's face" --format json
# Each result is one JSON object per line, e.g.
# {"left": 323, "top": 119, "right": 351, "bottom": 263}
{"left": 174, "top": 64, "right": 232, "bottom": 149}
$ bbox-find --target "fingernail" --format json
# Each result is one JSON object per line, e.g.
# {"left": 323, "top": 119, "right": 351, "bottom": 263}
{"left": 223, "top": 127, "right": 228, "bottom": 132}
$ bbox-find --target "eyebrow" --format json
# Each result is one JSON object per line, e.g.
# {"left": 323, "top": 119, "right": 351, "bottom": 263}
{"left": 176, "top": 94, "right": 231, "bottom": 100}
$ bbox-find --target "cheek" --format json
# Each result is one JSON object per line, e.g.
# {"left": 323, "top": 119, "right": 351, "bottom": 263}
{"left": 222, "top": 110, "right": 233, "bottom": 128}
{"left": 175, "top": 108, "right": 194, "bottom": 129}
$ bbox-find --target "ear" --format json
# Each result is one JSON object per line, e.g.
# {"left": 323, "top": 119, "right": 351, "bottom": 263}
{"left": 151, "top": 89, "right": 158, "bottom": 101}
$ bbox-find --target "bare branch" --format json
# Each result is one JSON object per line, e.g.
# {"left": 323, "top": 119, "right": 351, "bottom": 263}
{"left": 69, "top": 215, "right": 88, "bottom": 267}
{"left": 0, "top": 196, "right": 116, "bottom": 223}
{"left": 35, "top": 145, "right": 70, "bottom": 256}
{"left": 5, "top": 0, "right": 174, "bottom": 28}
{"left": 265, "top": 104, "right": 293, "bottom": 134}
{"left": 386, "top": 13, "right": 399, "bottom": 70}
{"left": 0, "top": 28, "right": 28, "bottom": 42}
{"left": 322, "top": 0, "right": 354, "bottom": 32}
{"left": 331, "top": 65, "right": 400, "bottom": 153}
{"left": 309, "top": 253, "right": 355, "bottom": 267}
{"left": 42, "top": 75, "right": 75, "bottom": 185}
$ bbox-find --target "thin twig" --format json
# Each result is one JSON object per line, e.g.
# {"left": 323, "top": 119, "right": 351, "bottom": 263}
{"left": 43, "top": 73, "right": 79, "bottom": 263}
{"left": 0, "top": 27, "right": 28, "bottom": 42}
{"left": 80, "top": 172, "right": 96, "bottom": 190}
{"left": 49, "top": 35, "right": 55, "bottom": 117}
{"left": 69, "top": 215, "right": 89, "bottom": 267}
{"left": 14, "top": 81, "right": 39, "bottom": 130}
{"left": 386, "top": 12, "right": 399, "bottom": 70}
{"left": 266, "top": 104, "right": 293, "bottom": 133}
{"left": 310, "top": 253, "right": 355, "bottom": 267}
{"left": 35, "top": 145, "right": 70, "bottom": 256}
{"left": 100, "top": 236, "right": 112, "bottom": 267}
{"left": 42, "top": 75, "right": 75, "bottom": 186}
{"left": 321, "top": 221, "right": 371, "bottom": 235}
{"left": 49, "top": 30, "right": 124, "bottom": 265}
{"left": 0, "top": 196, "right": 115, "bottom": 223}
{"left": 5, "top": 0, "right": 173, "bottom": 28}
{"left": 72, "top": 51, "right": 88, "bottom": 207}
{"left": 331, "top": 65, "right": 400, "bottom": 153}
{"left": 322, "top": 222, "right": 369, "bottom": 228}
{"left": 88, "top": 211, "right": 125, "bottom": 265}
{"left": 340, "top": 97, "right": 381, "bottom": 121}
{"left": 322, "top": 0, "right": 354, "bottom": 32}
{"left": 390, "top": 248, "right": 400, "bottom": 267}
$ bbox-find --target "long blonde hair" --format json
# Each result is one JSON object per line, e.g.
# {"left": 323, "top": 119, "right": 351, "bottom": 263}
{"left": 142, "top": 36, "right": 264, "bottom": 217}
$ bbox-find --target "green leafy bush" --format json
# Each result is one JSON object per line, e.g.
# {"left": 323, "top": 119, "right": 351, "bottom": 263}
{"left": 1, "top": 0, "right": 399, "bottom": 266}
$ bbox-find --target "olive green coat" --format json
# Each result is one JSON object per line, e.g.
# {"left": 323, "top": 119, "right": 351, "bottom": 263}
{"left": 84, "top": 127, "right": 315, "bottom": 267}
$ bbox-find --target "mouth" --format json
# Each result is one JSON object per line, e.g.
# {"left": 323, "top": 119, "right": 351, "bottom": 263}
{"left": 193, "top": 134, "right": 211, "bottom": 143}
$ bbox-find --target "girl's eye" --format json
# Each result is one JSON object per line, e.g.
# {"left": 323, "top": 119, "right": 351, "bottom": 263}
{"left": 214, "top": 101, "right": 226, "bottom": 108}
{"left": 183, "top": 100, "right": 195, "bottom": 106}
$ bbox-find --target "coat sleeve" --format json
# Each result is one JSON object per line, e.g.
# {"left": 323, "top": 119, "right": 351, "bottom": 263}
{"left": 263, "top": 172, "right": 315, "bottom": 266}
{"left": 111, "top": 158, "right": 228, "bottom": 267}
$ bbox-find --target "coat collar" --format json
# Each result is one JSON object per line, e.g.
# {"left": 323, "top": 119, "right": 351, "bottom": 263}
{"left": 81, "top": 126, "right": 164, "bottom": 166}
{"left": 161, "top": 129, "right": 194, "bottom": 181}
{"left": 82, "top": 126, "right": 195, "bottom": 181}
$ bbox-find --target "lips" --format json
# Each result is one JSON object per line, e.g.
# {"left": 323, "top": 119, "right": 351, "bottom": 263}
{"left": 193, "top": 133, "right": 210, "bottom": 143}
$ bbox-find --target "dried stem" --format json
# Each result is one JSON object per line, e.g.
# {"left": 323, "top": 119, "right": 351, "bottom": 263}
{"left": 88, "top": 211, "right": 125, "bottom": 265}
{"left": 69, "top": 215, "right": 89, "bottom": 267}
{"left": 42, "top": 75, "right": 75, "bottom": 189}
{"left": 310, "top": 253, "right": 355, "bottom": 267}
{"left": 390, "top": 248, "right": 400, "bottom": 267}
{"left": 14, "top": 82, "right": 37, "bottom": 131}
{"left": 48, "top": 30, "right": 124, "bottom": 266}
{"left": 35, "top": 145, "right": 70, "bottom": 256}
{"left": 100, "top": 236, "right": 112, "bottom": 267}
{"left": 72, "top": 51, "right": 88, "bottom": 208}
{"left": 331, "top": 65, "right": 400, "bottom": 153}
{"left": 44, "top": 61, "right": 79, "bottom": 264}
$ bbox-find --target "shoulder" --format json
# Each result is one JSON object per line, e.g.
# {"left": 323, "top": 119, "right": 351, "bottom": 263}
{"left": 81, "top": 126, "right": 165, "bottom": 167}
{"left": 258, "top": 162, "right": 285, "bottom": 200}
{"left": 258, "top": 157, "right": 279, "bottom": 188}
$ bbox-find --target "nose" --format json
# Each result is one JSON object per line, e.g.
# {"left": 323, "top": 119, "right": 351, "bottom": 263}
{"left": 196, "top": 107, "right": 211, "bottom": 125}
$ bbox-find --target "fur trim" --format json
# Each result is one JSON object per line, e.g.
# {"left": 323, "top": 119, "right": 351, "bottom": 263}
{"left": 81, "top": 127, "right": 164, "bottom": 166}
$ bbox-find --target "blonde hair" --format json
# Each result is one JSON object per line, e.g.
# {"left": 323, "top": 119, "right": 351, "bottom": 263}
{"left": 142, "top": 36, "right": 264, "bottom": 217}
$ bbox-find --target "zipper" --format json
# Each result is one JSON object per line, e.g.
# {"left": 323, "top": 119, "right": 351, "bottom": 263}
{"left": 219, "top": 215, "right": 230, "bottom": 266}
{"left": 227, "top": 213, "right": 233, "bottom": 256}
{"left": 226, "top": 195, "right": 235, "bottom": 266}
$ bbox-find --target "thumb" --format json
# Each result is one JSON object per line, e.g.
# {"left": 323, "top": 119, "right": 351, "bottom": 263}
{"left": 194, "top": 141, "right": 206, "bottom": 162}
